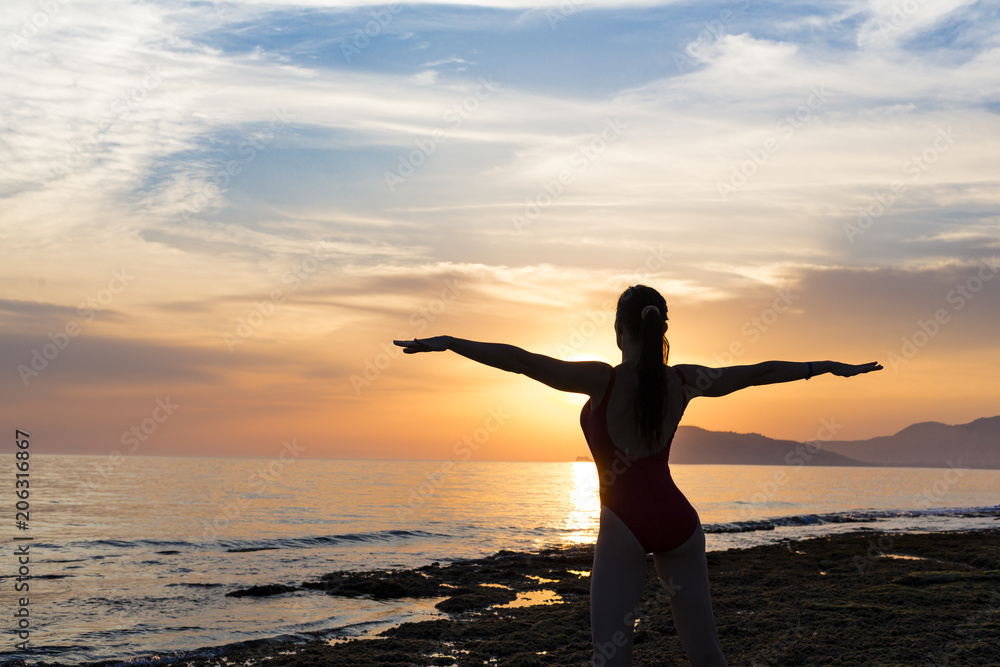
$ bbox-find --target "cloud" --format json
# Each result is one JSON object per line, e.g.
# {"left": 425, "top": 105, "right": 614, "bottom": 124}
{"left": 5, "top": 0, "right": 995, "bottom": 277}
{"left": 0, "top": 299, "right": 93, "bottom": 323}
{"left": 2, "top": 333, "right": 219, "bottom": 391}
{"left": 854, "top": 0, "right": 981, "bottom": 51}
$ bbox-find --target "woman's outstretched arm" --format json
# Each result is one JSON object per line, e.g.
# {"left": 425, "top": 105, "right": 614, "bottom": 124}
{"left": 675, "top": 360, "right": 882, "bottom": 399}
{"left": 394, "top": 336, "right": 610, "bottom": 395}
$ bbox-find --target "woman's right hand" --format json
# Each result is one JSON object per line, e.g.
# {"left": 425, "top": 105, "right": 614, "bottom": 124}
{"left": 393, "top": 336, "right": 452, "bottom": 354}
{"left": 827, "top": 361, "right": 883, "bottom": 377}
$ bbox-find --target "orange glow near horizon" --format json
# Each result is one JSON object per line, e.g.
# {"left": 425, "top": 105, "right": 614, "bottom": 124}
{"left": 7, "top": 276, "right": 997, "bottom": 463}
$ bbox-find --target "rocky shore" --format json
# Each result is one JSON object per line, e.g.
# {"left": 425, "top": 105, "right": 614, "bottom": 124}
{"left": 63, "top": 528, "right": 1000, "bottom": 667}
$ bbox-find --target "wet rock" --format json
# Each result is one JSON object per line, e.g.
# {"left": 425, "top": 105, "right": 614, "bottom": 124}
{"left": 226, "top": 583, "right": 299, "bottom": 597}
{"left": 304, "top": 570, "right": 445, "bottom": 599}
{"left": 435, "top": 586, "right": 517, "bottom": 612}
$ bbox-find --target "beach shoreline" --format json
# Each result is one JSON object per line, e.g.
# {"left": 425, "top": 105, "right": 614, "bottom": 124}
{"left": 37, "top": 526, "right": 997, "bottom": 667}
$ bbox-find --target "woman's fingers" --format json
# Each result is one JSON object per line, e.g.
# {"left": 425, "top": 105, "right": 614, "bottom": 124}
{"left": 393, "top": 339, "right": 425, "bottom": 353}
{"left": 393, "top": 338, "right": 442, "bottom": 353}
{"left": 847, "top": 362, "right": 883, "bottom": 376}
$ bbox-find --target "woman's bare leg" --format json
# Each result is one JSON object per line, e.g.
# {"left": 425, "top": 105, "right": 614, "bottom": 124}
{"left": 653, "top": 523, "right": 727, "bottom": 666}
{"left": 591, "top": 506, "right": 648, "bottom": 666}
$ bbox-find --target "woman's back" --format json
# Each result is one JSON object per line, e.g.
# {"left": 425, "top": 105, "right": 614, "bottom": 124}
{"left": 602, "top": 363, "right": 687, "bottom": 458}
{"left": 580, "top": 362, "right": 700, "bottom": 555}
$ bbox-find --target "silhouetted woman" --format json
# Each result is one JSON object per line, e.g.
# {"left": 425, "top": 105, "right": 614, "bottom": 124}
{"left": 394, "top": 284, "right": 882, "bottom": 666}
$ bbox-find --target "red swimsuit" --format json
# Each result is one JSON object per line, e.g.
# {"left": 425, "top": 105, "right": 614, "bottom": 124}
{"left": 580, "top": 366, "right": 699, "bottom": 553}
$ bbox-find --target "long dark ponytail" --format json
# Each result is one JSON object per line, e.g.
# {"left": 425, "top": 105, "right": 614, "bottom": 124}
{"left": 617, "top": 285, "right": 669, "bottom": 452}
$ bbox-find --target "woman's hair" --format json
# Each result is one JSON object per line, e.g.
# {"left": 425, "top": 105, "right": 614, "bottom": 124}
{"left": 616, "top": 285, "right": 669, "bottom": 451}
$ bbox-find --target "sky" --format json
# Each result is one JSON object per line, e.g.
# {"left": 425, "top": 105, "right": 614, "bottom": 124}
{"left": 1, "top": 0, "right": 998, "bottom": 462}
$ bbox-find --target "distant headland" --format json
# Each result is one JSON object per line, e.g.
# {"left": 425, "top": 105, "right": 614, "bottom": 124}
{"left": 606, "top": 416, "right": 1000, "bottom": 469}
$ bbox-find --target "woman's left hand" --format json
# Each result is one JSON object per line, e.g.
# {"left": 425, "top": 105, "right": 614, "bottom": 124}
{"left": 393, "top": 336, "right": 451, "bottom": 354}
{"left": 828, "top": 361, "right": 883, "bottom": 377}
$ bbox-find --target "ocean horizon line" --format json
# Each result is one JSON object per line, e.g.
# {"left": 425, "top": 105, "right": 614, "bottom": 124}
{"left": 17, "top": 451, "right": 1000, "bottom": 470}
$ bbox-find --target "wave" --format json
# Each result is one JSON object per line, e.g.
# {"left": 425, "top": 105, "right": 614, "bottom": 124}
{"left": 56, "top": 528, "right": 451, "bottom": 555}
{"left": 704, "top": 505, "right": 1000, "bottom": 535}
{"left": 220, "top": 528, "right": 450, "bottom": 552}
{"left": 45, "top": 507, "right": 1000, "bottom": 552}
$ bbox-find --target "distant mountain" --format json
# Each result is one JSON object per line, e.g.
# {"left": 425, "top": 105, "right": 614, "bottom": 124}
{"left": 656, "top": 417, "right": 1000, "bottom": 469}
{"left": 822, "top": 416, "right": 1000, "bottom": 469}
{"left": 670, "top": 426, "right": 866, "bottom": 466}
{"left": 666, "top": 416, "right": 1000, "bottom": 469}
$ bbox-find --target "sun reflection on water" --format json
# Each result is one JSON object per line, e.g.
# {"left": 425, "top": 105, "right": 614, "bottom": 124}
{"left": 550, "top": 461, "right": 600, "bottom": 544}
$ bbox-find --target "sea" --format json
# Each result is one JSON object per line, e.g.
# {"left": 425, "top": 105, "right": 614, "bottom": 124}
{"left": 3, "top": 454, "right": 999, "bottom": 665}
